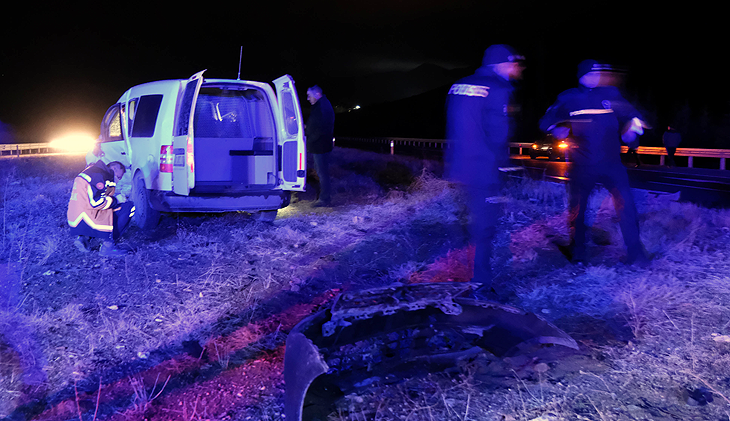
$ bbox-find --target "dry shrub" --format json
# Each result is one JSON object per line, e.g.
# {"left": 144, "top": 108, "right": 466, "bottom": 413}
{"left": 614, "top": 270, "right": 699, "bottom": 340}
{"left": 509, "top": 213, "right": 567, "bottom": 263}
{"left": 516, "top": 265, "right": 622, "bottom": 320}
{"left": 408, "top": 169, "right": 452, "bottom": 197}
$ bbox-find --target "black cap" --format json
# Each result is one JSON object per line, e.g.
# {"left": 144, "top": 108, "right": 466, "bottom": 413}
{"left": 482, "top": 44, "right": 525, "bottom": 66}
{"left": 577, "top": 59, "right": 613, "bottom": 79}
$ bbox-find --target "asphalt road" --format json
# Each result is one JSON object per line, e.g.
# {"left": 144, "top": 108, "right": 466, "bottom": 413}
{"left": 513, "top": 156, "right": 730, "bottom": 208}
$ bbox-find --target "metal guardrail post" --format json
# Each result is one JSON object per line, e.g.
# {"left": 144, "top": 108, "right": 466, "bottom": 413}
{"left": 688, "top": 156, "right": 693, "bottom": 168}
{"left": 722, "top": 158, "right": 726, "bottom": 171}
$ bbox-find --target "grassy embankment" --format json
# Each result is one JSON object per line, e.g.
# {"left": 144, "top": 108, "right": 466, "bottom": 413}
{"left": 1, "top": 150, "right": 730, "bottom": 420}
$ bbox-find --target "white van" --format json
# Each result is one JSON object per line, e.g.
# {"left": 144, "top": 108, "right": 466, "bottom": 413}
{"left": 91, "top": 70, "right": 306, "bottom": 228}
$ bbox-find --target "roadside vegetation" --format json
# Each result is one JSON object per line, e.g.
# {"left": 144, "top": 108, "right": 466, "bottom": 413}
{"left": 1, "top": 149, "right": 730, "bottom": 421}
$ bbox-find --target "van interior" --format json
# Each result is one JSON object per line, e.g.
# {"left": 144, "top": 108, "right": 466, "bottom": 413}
{"left": 192, "top": 85, "right": 276, "bottom": 192}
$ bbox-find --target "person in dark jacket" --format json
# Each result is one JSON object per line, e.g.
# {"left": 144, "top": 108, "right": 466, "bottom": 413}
{"left": 540, "top": 60, "right": 650, "bottom": 265}
{"left": 445, "top": 44, "right": 525, "bottom": 298}
{"left": 662, "top": 126, "right": 682, "bottom": 167}
{"left": 67, "top": 160, "right": 135, "bottom": 256}
{"left": 627, "top": 144, "right": 642, "bottom": 167}
{"left": 305, "top": 85, "right": 335, "bottom": 207}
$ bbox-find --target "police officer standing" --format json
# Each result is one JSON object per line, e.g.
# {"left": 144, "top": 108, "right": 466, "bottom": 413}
{"left": 540, "top": 60, "right": 650, "bottom": 265}
{"left": 305, "top": 85, "right": 335, "bottom": 207}
{"left": 446, "top": 44, "right": 525, "bottom": 298}
{"left": 662, "top": 125, "right": 682, "bottom": 167}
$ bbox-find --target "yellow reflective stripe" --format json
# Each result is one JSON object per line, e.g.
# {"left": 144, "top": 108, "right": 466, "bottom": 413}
{"left": 87, "top": 184, "right": 105, "bottom": 207}
{"left": 569, "top": 109, "right": 614, "bottom": 116}
{"left": 79, "top": 173, "right": 92, "bottom": 183}
{"left": 67, "top": 212, "right": 113, "bottom": 232}
{"left": 101, "top": 196, "right": 114, "bottom": 210}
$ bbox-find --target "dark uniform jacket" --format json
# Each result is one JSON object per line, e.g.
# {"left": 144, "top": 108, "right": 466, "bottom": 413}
{"left": 445, "top": 66, "right": 515, "bottom": 188}
{"left": 305, "top": 95, "right": 335, "bottom": 154}
{"left": 663, "top": 129, "right": 682, "bottom": 148}
{"left": 540, "top": 86, "right": 642, "bottom": 169}
{"left": 67, "top": 161, "right": 119, "bottom": 238}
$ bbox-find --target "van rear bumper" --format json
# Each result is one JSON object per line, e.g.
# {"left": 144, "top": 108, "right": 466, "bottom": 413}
{"left": 150, "top": 190, "right": 291, "bottom": 213}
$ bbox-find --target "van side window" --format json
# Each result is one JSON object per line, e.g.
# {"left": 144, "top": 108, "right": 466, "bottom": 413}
{"left": 101, "top": 104, "right": 123, "bottom": 142}
{"left": 127, "top": 98, "right": 138, "bottom": 135}
{"left": 131, "top": 95, "right": 163, "bottom": 137}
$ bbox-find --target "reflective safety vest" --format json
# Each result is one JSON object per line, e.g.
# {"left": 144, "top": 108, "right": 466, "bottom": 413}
{"left": 67, "top": 162, "right": 118, "bottom": 234}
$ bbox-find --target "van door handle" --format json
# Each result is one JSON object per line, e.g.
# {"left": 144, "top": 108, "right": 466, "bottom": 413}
{"left": 121, "top": 152, "right": 126, "bottom": 155}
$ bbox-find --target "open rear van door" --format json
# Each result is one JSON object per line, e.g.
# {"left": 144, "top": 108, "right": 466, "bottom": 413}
{"left": 172, "top": 70, "right": 205, "bottom": 196}
{"left": 273, "top": 75, "right": 306, "bottom": 191}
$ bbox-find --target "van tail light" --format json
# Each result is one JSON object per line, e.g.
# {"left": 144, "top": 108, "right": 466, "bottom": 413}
{"left": 187, "top": 137, "right": 194, "bottom": 173}
{"left": 160, "top": 145, "right": 173, "bottom": 172}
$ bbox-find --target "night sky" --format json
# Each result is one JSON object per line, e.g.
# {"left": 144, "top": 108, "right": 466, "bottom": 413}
{"left": 0, "top": 2, "right": 723, "bottom": 146}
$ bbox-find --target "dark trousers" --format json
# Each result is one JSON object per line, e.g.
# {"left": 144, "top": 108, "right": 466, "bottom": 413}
{"left": 312, "top": 152, "right": 331, "bottom": 203}
{"left": 568, "top": 166, "right": 643, "bottom": 261}
{"left": 465, "top": 185, "right": 501, "bottom": 287}
{"left": 113, "top": 201, "right": 135, "bottom": 241}
{"left": 665, "top": 147, "right": 677, "bottom": 167}
{"left": 628, "top": 148, "right": 641, "bottom": 166}
{"left": 72, "top": 201, "right": 134, "bottom": 241}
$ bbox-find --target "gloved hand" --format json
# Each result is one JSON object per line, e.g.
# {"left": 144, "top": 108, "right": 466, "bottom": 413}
{"left": 116, "top": 193, "right": 127, "bottom": 203}
{"left": 627, "top": 117, "right": 645, "bottom": 135}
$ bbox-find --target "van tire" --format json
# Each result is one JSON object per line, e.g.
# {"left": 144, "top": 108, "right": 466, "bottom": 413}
{"left": 253, "top": 210, "right": 277, "bottom": 223}
{"left": 133, "top": 172, "right": 161, "bottom": 230}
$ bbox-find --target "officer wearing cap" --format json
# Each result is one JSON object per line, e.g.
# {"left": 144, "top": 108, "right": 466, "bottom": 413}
{"left": 540, "top": 59, "right": 650, "bottom": 265}
{"left": 445, "top": 44, "right": 525, "bottom": 298}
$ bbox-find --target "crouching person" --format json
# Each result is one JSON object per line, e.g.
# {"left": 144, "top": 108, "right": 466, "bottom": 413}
{"left": 67, "top": 160, "right": 135, "bottom": 257}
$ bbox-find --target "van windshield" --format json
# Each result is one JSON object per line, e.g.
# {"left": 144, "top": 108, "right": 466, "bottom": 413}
{"left": 194, "top": 87, "right": 274, "bottom": 139}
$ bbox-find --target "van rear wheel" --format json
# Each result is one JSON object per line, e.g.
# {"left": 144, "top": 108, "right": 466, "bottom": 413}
{"left": 133, "top": 172, "right": 161, "bottom": 230}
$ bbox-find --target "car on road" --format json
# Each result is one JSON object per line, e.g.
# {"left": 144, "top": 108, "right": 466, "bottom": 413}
{"left": 87, "top": 70, "right": 306, "bottom": 228}
{"left": 530, "top": 134, "right": 569, "bottom": 161}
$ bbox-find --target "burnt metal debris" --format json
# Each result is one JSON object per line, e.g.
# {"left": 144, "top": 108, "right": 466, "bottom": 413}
{"left": 284, "top": 282, "right": 579, "bottom": 421}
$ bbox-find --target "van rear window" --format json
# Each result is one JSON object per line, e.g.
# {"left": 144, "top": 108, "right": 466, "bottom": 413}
{"left": 194, "top": 88, "right": 270, "bottom": 138}
{"left": 130, "top": 95, "right": 163, "bottom": 137}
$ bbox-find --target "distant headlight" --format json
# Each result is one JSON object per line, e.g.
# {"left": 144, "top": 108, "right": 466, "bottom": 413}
{"left": 532, "top": 144, "right": 539, "bottom": 149}
{"left": 558, "top": 142, "right": 568, "bottom": 149}
{"left": 49, "top": 134, "right": 97, "bottom": 152}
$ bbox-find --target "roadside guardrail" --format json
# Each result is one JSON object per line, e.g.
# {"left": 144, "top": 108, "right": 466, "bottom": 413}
{"left": 0, "top": 143, "right": 55, "bottom": 156}
{"left": 335, "top": 137, "right": 730, "bottom": 170}
{"left": 618, "top": 146, "right": 730, "bottom": 170}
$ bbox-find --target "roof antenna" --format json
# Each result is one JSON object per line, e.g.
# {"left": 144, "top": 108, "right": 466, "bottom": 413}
{"left": 237, "top": 46, "right": 243, "bottom": 80}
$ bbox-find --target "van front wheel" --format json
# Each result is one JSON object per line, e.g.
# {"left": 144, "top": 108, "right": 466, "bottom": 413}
{"left": 133, "top": 172, "right": 161, "bottom": 230}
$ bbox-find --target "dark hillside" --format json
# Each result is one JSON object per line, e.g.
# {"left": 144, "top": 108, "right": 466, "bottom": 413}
{"left": 335, "top": 86, "right": 451, "bottom": 139}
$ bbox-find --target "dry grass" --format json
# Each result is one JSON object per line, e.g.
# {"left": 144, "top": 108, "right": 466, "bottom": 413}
{"left": 2, "top": 152, "right": 730, "bottom": 420}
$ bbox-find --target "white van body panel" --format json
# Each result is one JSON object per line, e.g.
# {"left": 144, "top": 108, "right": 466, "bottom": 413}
{"left": 91, "top": 71, "right": 305, "bottom": 219}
